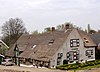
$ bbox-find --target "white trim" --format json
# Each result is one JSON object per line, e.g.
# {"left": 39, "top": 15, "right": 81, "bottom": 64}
{"left": 87, "top": 59, "right": 95, "bottom": 61}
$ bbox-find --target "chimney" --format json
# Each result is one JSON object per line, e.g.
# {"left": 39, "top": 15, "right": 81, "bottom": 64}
{"left": 65, "top": 24, "right": 70, "bottom": 30}
{"left": 87, "top": 24, "right": 91, "bottom": 33}
{"left": 51, "top": 27, "right": 55, "bottom": 31}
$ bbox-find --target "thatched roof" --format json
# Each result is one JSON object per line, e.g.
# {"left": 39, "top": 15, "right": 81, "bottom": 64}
{"left": 6, "top": 29, "right": 96, "bottom": 62}
{"left": 18, "top": 30, "right": 72, "bottom": 62}
{"left": 90, "top": 33, "right": 100, "bottom": 45}
{"left": 77, "top": 30, "right": 96, "bottom": 47}
{"left": 90, "top": 33, "right": 100, "bottom": 50}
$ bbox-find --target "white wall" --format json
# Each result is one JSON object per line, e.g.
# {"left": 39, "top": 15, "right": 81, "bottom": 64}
{"left": 50, "top": 29, "right": 95, "bottom": 68}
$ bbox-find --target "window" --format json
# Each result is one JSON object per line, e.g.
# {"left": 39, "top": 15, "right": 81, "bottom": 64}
{"left": 84, "top": 38, "right": 89, "bottom": 43}
{"left": 70, "top": 39, "right": 80, "bottom": 47}
{"left": 58, "top": 53, "right": 63, "bottom": 57}
{"left": 32, "top": 45, "right": 37, "bottom": 49}
{"left": 67, "top": 51, "right": 79, "bottom": 62}
{"left": 86, "top": 50, "right": 93, "bottom": 56}
{"left": 67, "top": 51, "right": 73, "bottom": 61}
{"left": 73, "top": 51, "right": 79, "bottom": 60}
{"left": 48, "top": 39, "right": 55, "bottom": 45}
{"left": 69, "top": 52, "right": 74, "bottom": 61}
{"left": 57, "top": 53, "right": 63, "bottom": 65}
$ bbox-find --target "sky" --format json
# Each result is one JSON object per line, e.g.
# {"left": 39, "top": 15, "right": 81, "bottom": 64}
{"left": 0, "top": 0, "right": 100, "bottom": 33}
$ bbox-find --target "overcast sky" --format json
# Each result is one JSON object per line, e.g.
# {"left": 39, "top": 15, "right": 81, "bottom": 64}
{"left": 0, "top": 0, "right": 100, "bottom": 33}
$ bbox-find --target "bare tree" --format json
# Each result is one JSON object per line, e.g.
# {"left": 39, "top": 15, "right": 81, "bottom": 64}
{"left": 31, "top": 30, "right": 39, "bottom": 35}
{"left": 1, "top": 18, "right": 27, "bottom": 46}
{"left": 56, "top": 24, "right": 62, "bottom": 31}
{"left": 44, "top": 27, "right": 51, "bottom": 32}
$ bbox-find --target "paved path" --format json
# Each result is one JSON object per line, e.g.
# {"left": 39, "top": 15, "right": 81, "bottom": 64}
{"left": 1, "top": 65, "right": 100, "bottom": 72}
{"left": 0, "top": 65, "right": 67, "bottom": 72}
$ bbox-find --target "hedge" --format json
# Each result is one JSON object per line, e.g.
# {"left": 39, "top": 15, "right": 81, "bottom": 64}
{"left": 56, "top": 59, "right": 100, "bottom": 70}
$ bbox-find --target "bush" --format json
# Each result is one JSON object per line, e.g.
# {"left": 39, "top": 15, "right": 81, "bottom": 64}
{"left": 56, "top": 59, "right": 100, "bottom": 70}
{"left": 63, "top": 60, "right": 68, "bottom": 64}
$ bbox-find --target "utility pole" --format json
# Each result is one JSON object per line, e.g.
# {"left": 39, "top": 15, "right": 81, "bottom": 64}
{"left": 88, "top": 24, "right": 91, "bottom": 33}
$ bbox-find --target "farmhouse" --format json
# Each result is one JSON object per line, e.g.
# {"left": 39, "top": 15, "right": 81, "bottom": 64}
{"left": 6, "top": 25, "right": 96, "bottom": 68}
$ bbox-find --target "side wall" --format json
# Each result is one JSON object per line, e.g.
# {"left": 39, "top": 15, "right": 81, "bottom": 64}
{"left": 50, "top": 29, "right": 95, "bottom": 68}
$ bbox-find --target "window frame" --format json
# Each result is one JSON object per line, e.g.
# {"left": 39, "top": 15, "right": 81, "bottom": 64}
{"left": 70, "top": 39, "right": 80, "bottom": 47}
{"left": 57, "top": 53, "right": 63, "bottom": 65}
{"left": 86, "top": 49, "right": 93, "bottom": 57}
{"left": 67, "top": 50, "right": 79, "bottom": 62}
{"left": 48, "top": 39, "right": 55, "bottom": 45}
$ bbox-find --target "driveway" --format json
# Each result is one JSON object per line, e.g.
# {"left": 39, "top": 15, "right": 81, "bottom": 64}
{"left": 1, "top": 65, "right": 100, "bottom": 72}
{"left": 0, "top": 65, "right": 67, "bottom": 72}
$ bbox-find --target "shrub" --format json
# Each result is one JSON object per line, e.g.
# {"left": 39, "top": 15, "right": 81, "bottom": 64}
{"left": 56, "top": 59, "right": 100, "bottom": 70}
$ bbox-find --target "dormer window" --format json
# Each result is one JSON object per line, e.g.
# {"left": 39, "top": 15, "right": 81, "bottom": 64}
{"left": 48, "top": 39, "right": 55, "bottom": 45}
{"left": 32, "top": 45, "right": 37, "bottom": 49}
{"left": 70, "top": 39, "right": 80, "bottom": 47}
{"left": 84, "top": 38, "right": 89, "bottom": 43}
{"left": 85, "top": 40, "right": 89, "bottom": 43}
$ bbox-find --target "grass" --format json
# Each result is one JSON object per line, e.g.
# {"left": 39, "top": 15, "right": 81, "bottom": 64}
{"left": 61, "top": 64, "right": 100, "bottom": 72}
{"left": 70, "top": 64, "right": 100, "bottom": 72}
{"left": 65, "top": 64, "right": 100, "bottom": 71}
{"left": 78, "top": 64, "right": 100, "bottom": 70}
